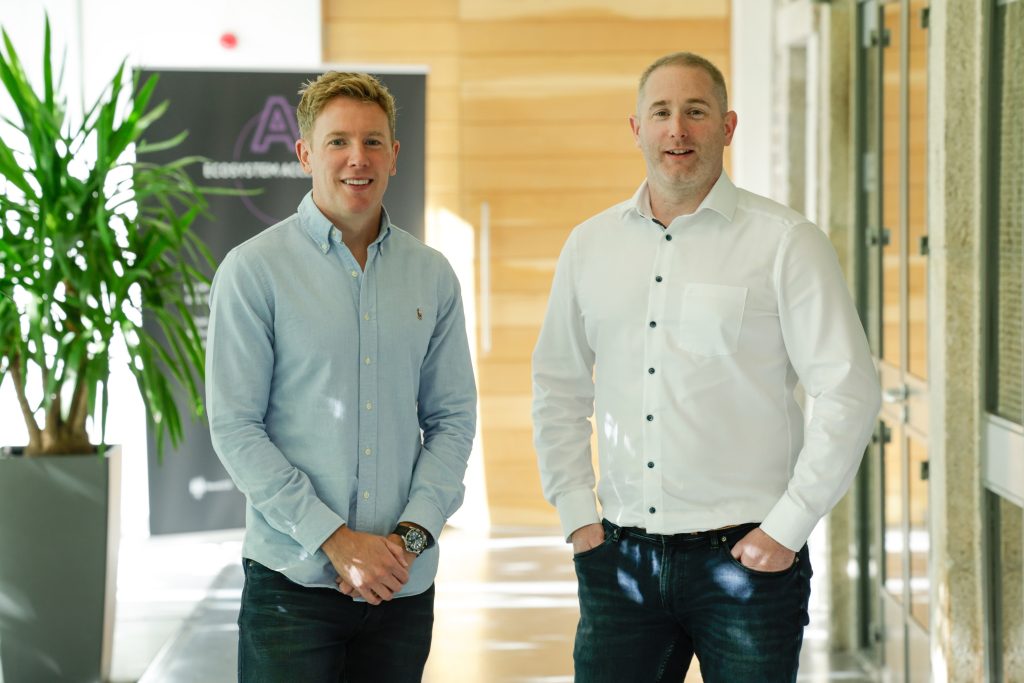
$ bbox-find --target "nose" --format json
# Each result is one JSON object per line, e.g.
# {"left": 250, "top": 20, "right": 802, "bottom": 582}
{"left": 668, "top": 113, "right": 687, "bottom": 138}
{"left": 348, "top": 143, "right": 369, "bottom": 166}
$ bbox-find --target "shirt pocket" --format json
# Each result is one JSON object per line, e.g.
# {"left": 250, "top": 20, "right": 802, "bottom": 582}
{"left": 677, "top": 283, "right": 748, "bottom": 357}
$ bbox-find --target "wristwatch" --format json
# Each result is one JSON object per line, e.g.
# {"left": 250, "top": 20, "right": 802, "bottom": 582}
{"left": 392, "top": 523, "right": 430, "bottom": 556}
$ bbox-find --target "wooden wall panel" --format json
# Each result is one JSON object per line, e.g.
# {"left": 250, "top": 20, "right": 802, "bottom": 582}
{"left": 460, "top": 53, "right": 731, "bottom": 82}
{"left": 489, "top": 262, "right": 556, "bottom": 294}
{"left": 479, "top": 361, "right": 533, "bottom": 394}
{"left": 325, "top": 23, "right": 459, "bottom": 57}
{"left": 459, "top": 20, "right": 729, "bottom": 54}
{"left": 458, "top": 0, "right": 728, "bottom": 21}
{"left": 464, "top": 158, "right": 644, "bottom": 191}
{"left": 325, "top": 0, "right": 731, "bottom": 528}
{"left": 462, "top": 123, "right": 635, "bottom": 157}
{"left": 328, "top": 0, "right": 459, "bottom": 20}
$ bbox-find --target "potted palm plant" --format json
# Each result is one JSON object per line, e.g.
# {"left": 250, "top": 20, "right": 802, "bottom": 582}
{"left": 0, "top": 19, "right": 220, "bottom": 682}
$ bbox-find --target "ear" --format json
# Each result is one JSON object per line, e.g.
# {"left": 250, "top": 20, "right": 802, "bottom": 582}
{"left": 295, "top": 138, "right": 312, "bottom": 173}
{"left": 723, "top": 111, "right": 738, "bottom": 146}
{"left": 390, "top": 139, "right": 400, "bottom": 176}
{"left": 629, "top": 114, "right": 641, "bottom": 148}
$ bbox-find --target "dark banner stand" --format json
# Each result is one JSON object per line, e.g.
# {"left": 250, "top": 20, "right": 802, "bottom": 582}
{"left": 137, "top": 68, "right": 426, "bottom": 534}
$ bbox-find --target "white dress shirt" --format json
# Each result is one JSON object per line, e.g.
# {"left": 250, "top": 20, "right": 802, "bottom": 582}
{"left": 532, "top": 173, "right": 881, "bottom": 551}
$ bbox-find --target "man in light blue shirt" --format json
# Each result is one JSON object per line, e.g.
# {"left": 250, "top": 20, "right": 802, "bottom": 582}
{"left": 206, "top": 71, "right": 476, "bottom": 682}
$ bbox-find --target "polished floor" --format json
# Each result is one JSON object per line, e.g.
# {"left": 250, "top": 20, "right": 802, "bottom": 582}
{"left": 111, "top": 525, "right": 877, "bottom": 683}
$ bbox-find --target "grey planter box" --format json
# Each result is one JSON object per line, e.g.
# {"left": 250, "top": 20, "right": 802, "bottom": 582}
{"left": 0, "top": 447, "right": 121, "bottom": 683}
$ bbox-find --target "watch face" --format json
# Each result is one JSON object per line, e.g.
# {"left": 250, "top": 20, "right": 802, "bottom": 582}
{"left": 402, "top": 527, "right": 427, "bottom": 554}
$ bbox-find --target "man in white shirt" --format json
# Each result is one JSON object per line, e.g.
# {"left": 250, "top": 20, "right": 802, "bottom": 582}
{"left": 531, "top": 52, "right": 881, "bottom": 682}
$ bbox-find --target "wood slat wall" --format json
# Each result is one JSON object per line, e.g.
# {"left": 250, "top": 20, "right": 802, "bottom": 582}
{"left": 325, "top": 0, "right": 730, "bottom": 527}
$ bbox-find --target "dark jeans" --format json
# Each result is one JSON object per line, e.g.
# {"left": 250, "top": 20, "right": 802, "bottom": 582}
{"left": 573, "top": 520, "right": 812, "bottom": 683}
{"left": 237, "top": 559, "right": 434, "bottom": 683}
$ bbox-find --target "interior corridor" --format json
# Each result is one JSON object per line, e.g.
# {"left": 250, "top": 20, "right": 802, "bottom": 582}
{"left": 114, "top": 524, "right": 875, "bottom": 683}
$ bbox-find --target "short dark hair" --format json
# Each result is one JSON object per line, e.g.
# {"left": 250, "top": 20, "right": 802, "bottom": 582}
{"left": 638, "top": 52, "right": 729, "bottom": 112}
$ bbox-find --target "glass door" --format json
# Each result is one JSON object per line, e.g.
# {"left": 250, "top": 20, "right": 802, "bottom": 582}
{"left": 857, "top": 1, "right": 931, "bottom": 680}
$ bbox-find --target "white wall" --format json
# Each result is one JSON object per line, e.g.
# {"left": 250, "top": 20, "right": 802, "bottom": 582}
{"left": 0, "top": 0, "right": 320, "bottom": 537}
{"left": 730, "top": 0, "right": 776, "bottom": 199}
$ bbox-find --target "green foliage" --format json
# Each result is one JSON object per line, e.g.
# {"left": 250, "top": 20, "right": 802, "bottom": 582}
{"left": 0, "top": 17, "right": 221, "bottom": 456}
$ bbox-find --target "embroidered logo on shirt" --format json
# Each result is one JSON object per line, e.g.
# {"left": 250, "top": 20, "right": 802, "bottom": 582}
{"left": 417, "top": 307, "right": 423, "bottom": 320}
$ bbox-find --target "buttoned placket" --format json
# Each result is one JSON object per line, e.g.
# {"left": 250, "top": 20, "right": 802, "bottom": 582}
{"left": 642, "top": 219, "right": 671, "bottom": 526}
{"left": 332, "top": 232, "right": 382, "bottom": 529}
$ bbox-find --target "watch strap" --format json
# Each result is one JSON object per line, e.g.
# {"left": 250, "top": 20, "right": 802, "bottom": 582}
{"left": 394, "top": 522, "right": 435, "bottom": 549}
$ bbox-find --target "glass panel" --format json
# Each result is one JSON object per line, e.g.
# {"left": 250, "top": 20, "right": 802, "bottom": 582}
{"left": 883, "top": 420, "right": 905, "bottom": 601}
{"left": 881, "top": 2, "right": 903, "bottom": 367}
{"left": 997, "top": 496, "right": 1023, "bottom": 679}
{"left": 907, "top": 436, "right": 929, "bottom": 628}
{"left": 906, "top": 0, "right": 928, "bottom": 379}
{"left": 862, "top": 2, "right": 884, "bottom": 358}
{"left": 787, "top": 46, "right": 808, "bottom": 215}
{"left": 991, "top": 0, "right": 1024, "bottom": 422}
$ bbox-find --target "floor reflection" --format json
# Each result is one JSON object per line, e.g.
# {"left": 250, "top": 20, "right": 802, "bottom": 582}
{"left": 116, "top": 524, "right": 877, "bottom": 683}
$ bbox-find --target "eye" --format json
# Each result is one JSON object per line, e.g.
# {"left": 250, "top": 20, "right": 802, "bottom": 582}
{"left": 652, "top": 109, "right": 669, "bottom": 119}
{"left": 328, "top": 138, "right": 345, "bottom": 147}
{"left": 365, "top": 138, "right": 382, "bottom": 147}
{"left": 688, "top": 109, "right": 707, "bottom": 119}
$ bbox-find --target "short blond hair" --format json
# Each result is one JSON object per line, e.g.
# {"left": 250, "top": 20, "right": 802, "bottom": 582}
{"left": 638, "top": 52, "right": 729, "bottom": 113}
{"left": 296, "top": 71, "right": 397, "bottom": 140}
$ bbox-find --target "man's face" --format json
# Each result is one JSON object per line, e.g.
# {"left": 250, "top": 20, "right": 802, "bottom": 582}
{"left": 295, "top": 97, "right": 399, "bottom": 227}
{"left": 629, "top": 65, "right": 737, "bottom": 204}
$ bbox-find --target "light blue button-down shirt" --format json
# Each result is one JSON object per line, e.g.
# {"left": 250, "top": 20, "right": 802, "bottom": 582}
{"left": 206, "top": 192, "right": 477, "bottom": 596}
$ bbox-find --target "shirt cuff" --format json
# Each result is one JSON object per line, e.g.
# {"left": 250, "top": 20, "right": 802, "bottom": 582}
{"left": 399, "top": 500, "right": 446, "bottom": 544}
{"left": 555, "top": 488, "right": 601, "bottom": 542}
{"left": 759, "top": 493, "right": 820, "bottom": 552}
{"left": 293, "top": 501, "right": 347, "bottom": 556}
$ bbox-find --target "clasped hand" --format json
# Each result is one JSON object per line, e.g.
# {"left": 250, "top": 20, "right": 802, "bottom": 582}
{"left": 321, "top": 526, "right": 417, "bottom": 605}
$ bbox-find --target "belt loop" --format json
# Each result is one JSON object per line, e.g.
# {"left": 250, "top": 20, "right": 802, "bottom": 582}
{"left": 709, "top": 532, "right": 720, "bottom": 549}
{"left": 603, "top": 519, "right": 621, "bottom": 543}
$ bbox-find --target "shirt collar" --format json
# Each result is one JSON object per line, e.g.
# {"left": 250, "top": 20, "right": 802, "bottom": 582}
{"left": 298, "top": 191, "right": 393, "bottom": 254}
{"left": 625, "top": 171, "right": 738, "bottom": 225}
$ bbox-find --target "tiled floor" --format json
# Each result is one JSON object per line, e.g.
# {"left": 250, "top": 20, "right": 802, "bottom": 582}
{"left": 112, "top": 525, "right": 877, "bottom": 683}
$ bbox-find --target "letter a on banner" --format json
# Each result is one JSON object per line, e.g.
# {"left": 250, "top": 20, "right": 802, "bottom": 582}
{"left": 250, "top": 96, "right": 300, "bottom": 153}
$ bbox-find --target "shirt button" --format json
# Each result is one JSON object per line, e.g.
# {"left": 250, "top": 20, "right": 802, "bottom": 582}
{"left": 648, "top": 461, "right": 655, "bottom": 468}
{"left": 665, "top": 235, "right": 672, "bottom": 241}
{"left": 646, "top": 414, "right": 654, "bottom": 421}
{"left": 648, "top": 367, "right": 655, "bottom": 374}
{"left": 364, "top": 448, "right": 372, "bottom": 456}
{"left": 649, "top": 321, "right": 657, "bottom": 328}
{"left": 366, "top": 401, "right": 373, "bottom": 410}
{"left": 655, "top": 275, "right": 663, "bottom": 283}
{"left": 363, "top": 491, "right": 370, "bottom": 500}
{"left": 364, "top": 357, "right": 371, "bottom": 365}
{"left": 351, "top": 270, "right": 358, "bottom": 278}
{"left": 649, "top": 507, "right": 656, "bottom": 514}
{"left": 320, "top": 244, "right": 328, "bottom": 253}
{"left": 364, "top": 313, "right": 370, "bottom": 321}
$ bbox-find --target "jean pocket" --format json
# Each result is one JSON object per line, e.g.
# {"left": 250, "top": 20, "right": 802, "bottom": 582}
{"left": 721, "top": 544, "right": 800, "bottom": 577}
{"left": 676, "top": 283, "right": 747, "bottom": 357}
{"left": 573, "top": 535, "right": 617, "bottom": 561}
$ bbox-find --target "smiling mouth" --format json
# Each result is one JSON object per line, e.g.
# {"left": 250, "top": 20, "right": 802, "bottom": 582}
{"left": 666, "top": 150, "right": 694, "bottom": 156}
{"left": 343, "top": 178, "right": 372, "bottom": 186}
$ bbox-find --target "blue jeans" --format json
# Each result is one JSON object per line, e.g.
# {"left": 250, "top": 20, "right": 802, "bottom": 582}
{"left": 237, "top": 559, "right": 434, "bottom": 682}
{"left": 573, "top": 520, "right": 812, "bottom": 683}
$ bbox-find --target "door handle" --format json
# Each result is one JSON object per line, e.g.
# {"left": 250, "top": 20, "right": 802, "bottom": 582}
{"left": 882, "top": 385, "right": 908, "bottom": 403}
